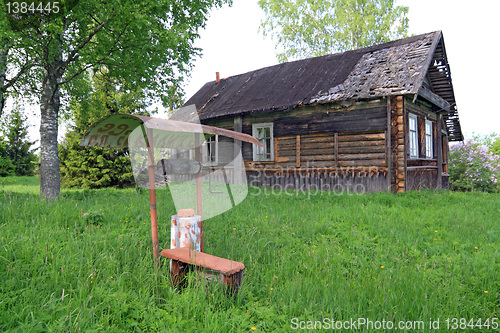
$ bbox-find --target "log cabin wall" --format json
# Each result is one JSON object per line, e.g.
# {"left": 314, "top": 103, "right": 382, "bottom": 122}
{"left": 205, "top": 98, "right": 389, "bottom": 193}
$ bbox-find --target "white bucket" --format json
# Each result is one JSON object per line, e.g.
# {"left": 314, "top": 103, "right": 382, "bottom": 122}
{"left": 170, "top": 214, "right": 201, "bottom": 251}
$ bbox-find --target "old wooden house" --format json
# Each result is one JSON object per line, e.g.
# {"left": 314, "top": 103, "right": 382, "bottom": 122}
{"left": 172, "top": 31, "right": 463, "bottom": 193}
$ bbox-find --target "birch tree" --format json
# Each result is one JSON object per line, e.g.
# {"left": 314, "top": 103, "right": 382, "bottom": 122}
{"left": 259, "top": 0, "right": 409, "bottom": 62}
{"left": 1, "top": 0, "right": 230, "bottom": 199}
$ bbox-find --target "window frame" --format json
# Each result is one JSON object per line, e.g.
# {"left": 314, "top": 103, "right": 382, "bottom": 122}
{"left": 202, "top": 134, "right": 218, "bottom": 166}
{"left": 408, "top": 113, "right": 419, "bottom": 159}
{"left": 425, "top": 119, "right": 433, "bottom": 159}
{"left": 252, "top": 122, "right": 274, "bottom": 162}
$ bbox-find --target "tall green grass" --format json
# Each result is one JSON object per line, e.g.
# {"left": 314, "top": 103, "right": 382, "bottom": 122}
{"left": 0, "top": 176, "right": 499, "bottom": 332}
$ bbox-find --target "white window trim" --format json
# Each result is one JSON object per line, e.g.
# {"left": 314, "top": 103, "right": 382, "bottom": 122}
{"left": 252, "top": 122, "right": 274, "bottom": 162}
{"left": 202, "top": 135, "right": 218, "bottom": 166}
{"left": 425, "top": 119, "right": 433, "bottom": 159}
{"left": 408, "top": 113, "right": 418, "bottom": 158}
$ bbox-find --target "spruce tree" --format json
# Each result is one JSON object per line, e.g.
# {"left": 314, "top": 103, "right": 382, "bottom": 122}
{"left": 0, "top": 136, "right": 15, "bottom": 177}
{"left": 59, "top": 68, "right": 151, "bottom": 189}
{"left": 1, "top": 105, "right": 38, "bottom": 176}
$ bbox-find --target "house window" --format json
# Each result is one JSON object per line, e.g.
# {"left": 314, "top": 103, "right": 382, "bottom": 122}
{"left": 409, "top": 114, "right": 418, "bottom": 158}
{"left": 425, "top": 120, "right": 433, "bottom": 158}
{"left": 202, "top": 135, "right": 218, "bottom": 166}
{"left": 252, "top": 123, "right": 274, "bottom": 161}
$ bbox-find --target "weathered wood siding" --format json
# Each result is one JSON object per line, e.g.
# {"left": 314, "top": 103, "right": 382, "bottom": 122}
{"left": 407, "top": 169, "right": 438, "bottom": 190}
{"left": 203, "top": 99, "right": 390, "bottom": 192}
{"left": 229, "top": 99, "right": 388, "bottom": 162}
{"left": 249, "top": 132, "right": 387, "bottom": 169}
{"left": 247, "top": 168, "right": 387, "bottom": 193}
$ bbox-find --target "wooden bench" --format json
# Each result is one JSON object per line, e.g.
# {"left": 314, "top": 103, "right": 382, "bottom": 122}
{"left": 161, "top": 247, "right": 245, "bottom": 295}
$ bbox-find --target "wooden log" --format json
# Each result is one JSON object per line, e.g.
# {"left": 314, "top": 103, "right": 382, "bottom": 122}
{"left": 300, "top": 140, "right": 335, "bottom": 149}
{"left": 275, "top": 157, "right": 291, "bottom": 163}
{"left": 300, "top": 134, "right": 335, "bottom": 144}
{"left": 337, "top": 146, "right": 386, "bottom": 154}
{"left": 338, "top": 160, "right": 386, "bottom": 167}
{"left": 337, "top": 132, "right": 385, "bottom": 142}
{"left": 301, "top": 148, "right": 336, "bottom": 156}
{"left": 338, "top": 153, "right": 386, "bottom": 160}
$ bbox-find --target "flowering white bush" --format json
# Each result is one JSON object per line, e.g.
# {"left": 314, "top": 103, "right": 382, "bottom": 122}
{"left": 449, "top": 140, "right": 500, "bottom": 192}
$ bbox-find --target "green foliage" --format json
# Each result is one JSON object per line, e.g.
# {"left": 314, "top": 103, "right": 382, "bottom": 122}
{"left": 0, "top": 105, "right": 38, "bottom": 176}
{"left": 0, "top": 137, "right": 15, "bottom": 176}
{"left": 2, "top": 0, "right": 231, "bottom": 108}
{"left": 1, "top": 0, "right": 231, "bottom": 199}
{"left": 59, "top": 131, "right": 135, "bottom": 189}
{"left": 449, "top": 139, "right": 500, "bottom": 193}
{"left": 492, "top": 138, "right": 500, "bottom": 156}
{"left": 59, "top": 69, "right": 148, "bottom": 189}
{"left": 1, "top": 179, "right": 499, "bottom": 331}
{"left": 259, "top": 0, "right": 409, "bottom": 62}
{"left": 472, "top": 132, "right": 500, "bottom": 156}
{"left": 64, "top": 67, "right": 154, "bottom": 129}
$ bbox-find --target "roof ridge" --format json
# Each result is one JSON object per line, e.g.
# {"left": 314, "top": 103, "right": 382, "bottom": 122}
{"left": 202, "top": 31, "right": 442, "bottom": 85}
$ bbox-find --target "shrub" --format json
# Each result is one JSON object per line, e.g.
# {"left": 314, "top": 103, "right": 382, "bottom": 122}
{"left": 59, "top": 130, "right": 135, "bottom": 189}
{"left": 449, "top": 139, "right": 500, "bottom": 192}
{"left": 0, "top": 138, "right": 15, "bottom": 177}
{"left": 491, "top": 137, "right": 500, "bottom": 156}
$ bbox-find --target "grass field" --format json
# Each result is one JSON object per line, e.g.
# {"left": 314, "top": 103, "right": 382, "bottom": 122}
{"left": 0, "top": 176, "right": 499, "bottom": 332}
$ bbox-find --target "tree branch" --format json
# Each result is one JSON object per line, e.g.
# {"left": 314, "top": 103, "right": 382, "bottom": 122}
{"left": 3, "top": 53, "right": 34, "bottom": 91}
{"left": 61, "top": 19, "right": 108, "bottom": 71}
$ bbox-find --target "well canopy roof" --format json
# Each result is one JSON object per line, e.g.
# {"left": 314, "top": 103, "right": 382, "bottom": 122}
{"left": 80, "top": 113, "right": 262, "bottom": 149}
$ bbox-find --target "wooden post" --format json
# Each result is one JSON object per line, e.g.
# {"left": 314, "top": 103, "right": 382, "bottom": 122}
{"left": 194, "top": 133, "right": 204, "bottom": 252}
{"left": 334, "top": 133, "right": 338, "bottom": 167}
{"left": 386, "top": 97, "right": 392, "bottom": 192}
{"left": 402, "top": 96, "right": 407, "bottom": 193}
{"left": 233, "top": 116, "right": 243, "bottom": 184}
{"left": 436, "top": 114, "right": 443, "bottom": 188}
{"left": 296, "top": 135, "right": 301, "bottom": 168}
{"left": 146, "top": 127, "right": 159, "bottom": 264}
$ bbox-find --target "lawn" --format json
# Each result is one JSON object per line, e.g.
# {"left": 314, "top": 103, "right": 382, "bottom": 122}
{"left": 0, "top": 176, "right": 499, "bottom": 332}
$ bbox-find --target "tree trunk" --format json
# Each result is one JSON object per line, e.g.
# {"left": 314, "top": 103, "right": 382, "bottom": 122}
{"left": 39, "top": 59, "right": 62, "bottom": 200}
{"left": 0, "top": 47, "right": 7, "bottom": 117}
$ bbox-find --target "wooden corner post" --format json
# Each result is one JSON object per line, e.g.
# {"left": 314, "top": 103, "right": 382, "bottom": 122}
{"left": 436, "top": 114, "right": 443, "bottom": 188}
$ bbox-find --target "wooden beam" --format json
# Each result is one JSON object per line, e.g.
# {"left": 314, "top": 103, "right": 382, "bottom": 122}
{"left": 436, "top": 114, "right": 443, "bottom": 188}
{"left": 416, "top": 86, "right": 450, "bottom": 112}
{"left": 386, "top": 97, "right": 392, "bottom": 192}
{"left": 334, "top": 133, "right": 338, "bottom": 167}
{"left": 296, "top": 135, "right": 301, "bottom": 168}
{"left": 233, "top": 116, "right": 243, "bottom": 184}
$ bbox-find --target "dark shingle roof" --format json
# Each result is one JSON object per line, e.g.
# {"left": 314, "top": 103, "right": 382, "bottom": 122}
{"left": 174, "top": 31, "right": 462, "bottom": 141}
